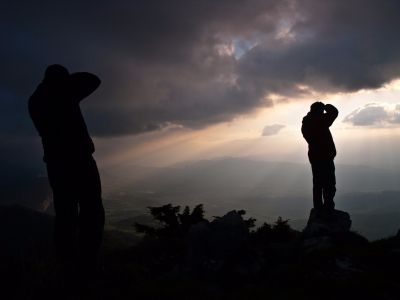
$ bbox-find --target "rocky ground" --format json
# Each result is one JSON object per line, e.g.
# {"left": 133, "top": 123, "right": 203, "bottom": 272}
{"left": 2, "top": 204, "right": 400, "bottom": 299}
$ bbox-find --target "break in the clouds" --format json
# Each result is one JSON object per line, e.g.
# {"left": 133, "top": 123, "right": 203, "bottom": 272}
{"left": 344, "top": 103, "right": 400, "bottom": 126}
{"left": 262, "top": 124, "right": 285, "bottom": 136}
{"left": 3, "top": 0, "right": 400, "bottom": 137}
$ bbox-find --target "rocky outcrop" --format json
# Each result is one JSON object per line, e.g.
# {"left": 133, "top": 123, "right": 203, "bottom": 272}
{"left": 185, "top": 210, "right": 251, "bottom": 271}
{"left": 302, "top": 208, "right": 353, "bottom": 252}
{"left": 303, "top": 208, "right": 352, "bottom": 238}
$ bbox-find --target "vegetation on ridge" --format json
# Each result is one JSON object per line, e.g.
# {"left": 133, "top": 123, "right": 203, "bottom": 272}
{"left": 2, "top": 204, "right": 400, "bottom": 299}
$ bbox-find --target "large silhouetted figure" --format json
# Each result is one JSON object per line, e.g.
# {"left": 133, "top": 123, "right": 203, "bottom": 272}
{"left": 28, "top": 64, "right": 104, "bottom": 278}
{"left": 302, "top": 102, "right": 338, "bottom": 210}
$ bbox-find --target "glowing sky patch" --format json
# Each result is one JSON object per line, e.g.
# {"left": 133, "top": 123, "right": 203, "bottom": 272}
{"left": 93, "top": 79, "right": 400, "bottom": 171}
{"left": 232, "top": 38, "right": 259, "bottom": 59}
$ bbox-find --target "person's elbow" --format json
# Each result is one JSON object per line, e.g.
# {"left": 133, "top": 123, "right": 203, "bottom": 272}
{"left": 325, "top": 104, "right": 338, "bottom": 117}
{"left": 69, "top": 72, "right": 101, "bottom": 101}
{"left": 91, "top": 75, "right": 101, "bottom": 90}
{"left": 85, "top": 73, "right": 101, "bottom": 92}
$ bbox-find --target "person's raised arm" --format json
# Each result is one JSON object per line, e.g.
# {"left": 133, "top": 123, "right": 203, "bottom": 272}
{"left": 323, "top": 104, "right": 338, "bottom": 127}
{"left": 69, "top": 72, "right": 101, "bottom": 103}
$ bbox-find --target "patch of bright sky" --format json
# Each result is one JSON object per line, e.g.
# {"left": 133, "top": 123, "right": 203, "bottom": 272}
{"left": 275, "top": 18, "right": 296, "bottom": 42}
{"left": 213, "top": 78, "right": 400, "bottom": 168}
{"left": 96, "top": 79, "right": 400, "bottom": 169}
{"left": 219, "top": 19, "right": 295, "bottom": 60}
{"left": 232, "top": 38, "right": 259, "bottom": 59}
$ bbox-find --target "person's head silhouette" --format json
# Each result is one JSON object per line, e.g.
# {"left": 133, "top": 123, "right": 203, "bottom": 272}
{"left": 44, "top": 64, "right": 69, "bottom": 83}
{"left": 310, "top": 101, "right": 325, "bottom": 115}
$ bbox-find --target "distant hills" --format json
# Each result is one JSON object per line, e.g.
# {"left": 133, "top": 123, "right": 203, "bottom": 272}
{"left": 2, "top": 157, "right": 400, "bottom": 240}
{"left": 104, "top": 157, "right": 400, "bottom": 197}
{"left": 102, "top": 157, "right": 400, "bottom": 240}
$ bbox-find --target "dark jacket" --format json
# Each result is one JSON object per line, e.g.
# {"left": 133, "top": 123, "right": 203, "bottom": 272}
{"left": 301, "top": 104, "right": 338, "bottom": 162}
{"left": 29, "top": 72, "right": 101, "bottom": 162}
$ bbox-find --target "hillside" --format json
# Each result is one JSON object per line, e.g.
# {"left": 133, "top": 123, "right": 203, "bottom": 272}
{"left": 2, "top": 204, "right": 400, "bottom": 300}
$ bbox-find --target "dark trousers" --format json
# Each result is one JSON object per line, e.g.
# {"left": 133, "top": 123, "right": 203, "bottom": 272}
{"left": 311, "top": 160, "right": 336, "bottom": 209}
{"left": 46, "top": 155, "right": 105, "bottom": 270}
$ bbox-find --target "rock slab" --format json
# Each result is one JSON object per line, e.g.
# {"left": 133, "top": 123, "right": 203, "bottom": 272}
{"left": 303, "top": 208, "right": 352, "bottom": 238}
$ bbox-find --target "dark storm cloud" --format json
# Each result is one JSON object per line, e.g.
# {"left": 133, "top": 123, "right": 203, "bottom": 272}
{"left": 2, "top": 0, "right": 400, "bottom": 137}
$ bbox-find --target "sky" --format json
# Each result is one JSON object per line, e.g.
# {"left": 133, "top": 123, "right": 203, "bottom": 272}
{"left": 2, "top": 0, "right": 400, "bottom": 185}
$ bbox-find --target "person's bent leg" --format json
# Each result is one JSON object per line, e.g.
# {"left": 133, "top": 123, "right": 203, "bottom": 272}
{"left": 322, "top": 160, "right": 336, "bottom": 210}
{"left": 311, "top": 162, "right": 323, "bottom": 209}
{"left": 78, "top": 200, "right": 104, "bottom": 270}
{"left": 46, "top": 162, "right": 80, "bottom": 292}
{"left": 76, "top": 157, "right": 105, "bottom": 276}
{"left": 53, "top": 194, "right": 79, "bottom": 261}
{"left": 47, "top": 163, "right": 79, "bottom": 263}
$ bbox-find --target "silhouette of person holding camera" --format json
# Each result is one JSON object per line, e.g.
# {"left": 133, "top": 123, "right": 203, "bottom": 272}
{"left": 29, "top": 65, "right": 104, "bottom": 280}
{"left": 302, "top": 102, "right": 338, "bottom": 210}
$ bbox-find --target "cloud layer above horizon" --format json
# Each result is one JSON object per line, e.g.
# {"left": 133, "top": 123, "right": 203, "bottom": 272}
{"left": 2, "top": 0, "right": 400, "bottom": 138}
{"left": 344, "top": 103, "right": 400, "bottom": 126}
{"left": 262, "top": 124, "right": 285, "bottom": 136}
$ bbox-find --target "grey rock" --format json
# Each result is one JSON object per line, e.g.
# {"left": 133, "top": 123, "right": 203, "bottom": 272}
{"left": 185, "top": 210, "right": 250, "bottom": 271}
{"left": 302, "top": 208, "right": 352, "bottom": 252}
{"left": 335, "top": 258, "right": 361, "bottom": 272}
{"left": 302, "top": 236, "right": 334, "bottom": 253}
{"left": 303, "top": 208, "right": 352, "bottom": 238}
{"left": 210, "top": 211, "right": 250, "bottom": 245}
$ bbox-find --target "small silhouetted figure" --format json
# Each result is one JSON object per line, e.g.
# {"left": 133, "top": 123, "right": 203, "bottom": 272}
{"left": 28, "top": 65, "right": 104, "bottom": 279}
{"left": 302, "top": 102, "right": 338, "bottom": 210}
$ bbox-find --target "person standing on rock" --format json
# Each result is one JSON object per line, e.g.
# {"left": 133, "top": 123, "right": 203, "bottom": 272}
{"left": 302, "top": 102, "right": 338, "bottom": 210}
{"left": 28, "top": 64, "right": 105, "bottom": 281}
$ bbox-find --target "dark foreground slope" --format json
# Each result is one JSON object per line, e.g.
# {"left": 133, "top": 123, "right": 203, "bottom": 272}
{"left": 2, "top": 204, "right": 400, "bottom": 300}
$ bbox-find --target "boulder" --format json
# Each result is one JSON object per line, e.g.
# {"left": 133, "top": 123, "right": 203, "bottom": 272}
{"left": 302, "top": 236, "right": 334, "bottom": 252}
{"left": 185, "top": 210, "right": 250, "bottom": 271}
{"left": 209, "top": 210, "right": 250, "bottom": 251}
{"left": 303, "top": 208, "right": 352, "bottom": 239}
{"left": 301, "top": 208, "right": 352, "bottom": 253}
